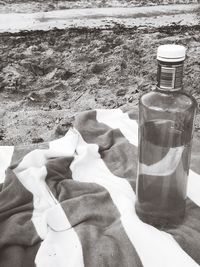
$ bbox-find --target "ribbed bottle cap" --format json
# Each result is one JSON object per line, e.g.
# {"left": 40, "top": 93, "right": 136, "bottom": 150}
{"left": 157, "top": 44, "right": 186, "bottom": 62}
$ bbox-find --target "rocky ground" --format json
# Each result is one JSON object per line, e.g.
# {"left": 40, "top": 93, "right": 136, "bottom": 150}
{"left": 0, "top": 2, "right": 200, "bottom": 145}
{"left": 0, "top": 0, "right": 199, "bottom": 13}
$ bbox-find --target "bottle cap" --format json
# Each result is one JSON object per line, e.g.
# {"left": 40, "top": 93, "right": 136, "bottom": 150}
{"left": 157, "top": 44, "right": 186, "bottom": 62}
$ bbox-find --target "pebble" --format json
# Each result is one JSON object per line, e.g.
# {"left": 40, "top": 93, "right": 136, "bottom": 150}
{"left": 0, "top": 108, "right": 6, "bottom": 117}
{"left": 0, "top": 129, "right": 4, "bottom": 141}
{"left": 61, "top": 70, "right": 74, "bottom": 80}
{"left": 42, "top": 107, "right": 50, "bottom": 111}
{"left": 128, "top": 96, "right": 133, "bottom": 103}
{"left": 55, "top": 120, "right": 73, "bottom": 135}
{"left": 32, "top": 137, "right": 44, "bottom": 144}
{"left": 49, "top": 101, "right": 62, "bottom": 110}
{"left": 121, "top": 60, "right": 127, "bottom": 69}
{"left": 116, "top": 88, "right": 126, "bottom": 96}
{"left": 90, "top": 63, "right": 107, "bottom": 74}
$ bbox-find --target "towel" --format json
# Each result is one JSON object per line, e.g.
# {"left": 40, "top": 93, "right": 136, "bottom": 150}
{"left": 0, "top": 108, "right": 200, "bottom": 267}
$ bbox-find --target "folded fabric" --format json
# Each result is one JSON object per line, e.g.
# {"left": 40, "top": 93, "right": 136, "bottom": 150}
{"left": 0, "top": 108, "right": 200, "bottom": 267}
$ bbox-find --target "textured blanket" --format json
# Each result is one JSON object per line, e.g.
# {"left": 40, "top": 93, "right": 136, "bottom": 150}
{"left": 0, "top": 108, "right": 200, "bottom": 267}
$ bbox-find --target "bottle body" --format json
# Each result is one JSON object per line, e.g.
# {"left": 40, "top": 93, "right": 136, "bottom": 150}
{"left": 135, "top": 89, "right": 197, "bottom": 227}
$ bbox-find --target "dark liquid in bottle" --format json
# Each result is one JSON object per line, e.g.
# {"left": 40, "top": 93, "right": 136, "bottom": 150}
{"left": 136, "top": 119, "right": 192, "bottom": 228}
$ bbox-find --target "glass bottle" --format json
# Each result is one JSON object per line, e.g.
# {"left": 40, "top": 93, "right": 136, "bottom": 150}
{"left": 135, "top": 44, "right": 197, "bottom": 228}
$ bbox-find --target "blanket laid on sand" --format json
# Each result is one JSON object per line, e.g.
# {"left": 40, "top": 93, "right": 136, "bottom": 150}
{"left": 1, "top": 108, "right": 200, "bottom": 267}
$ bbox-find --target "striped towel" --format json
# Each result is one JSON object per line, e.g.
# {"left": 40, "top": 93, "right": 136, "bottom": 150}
{"left": 0, "top": 108, "right": 200, "bottom": 267}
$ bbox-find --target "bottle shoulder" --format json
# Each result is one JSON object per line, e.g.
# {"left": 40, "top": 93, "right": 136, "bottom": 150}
{"left": 139, "top": 89, "right": 197, "bottom": 112}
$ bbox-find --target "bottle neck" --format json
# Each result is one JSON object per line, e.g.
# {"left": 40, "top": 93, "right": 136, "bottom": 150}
{"left": 156, "top": 60, "right": 184, "bottom": 91}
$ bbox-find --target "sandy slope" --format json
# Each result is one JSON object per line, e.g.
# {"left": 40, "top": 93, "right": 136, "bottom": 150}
{"left": 1, "top": 24, "right": 200, "bottom": 145}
